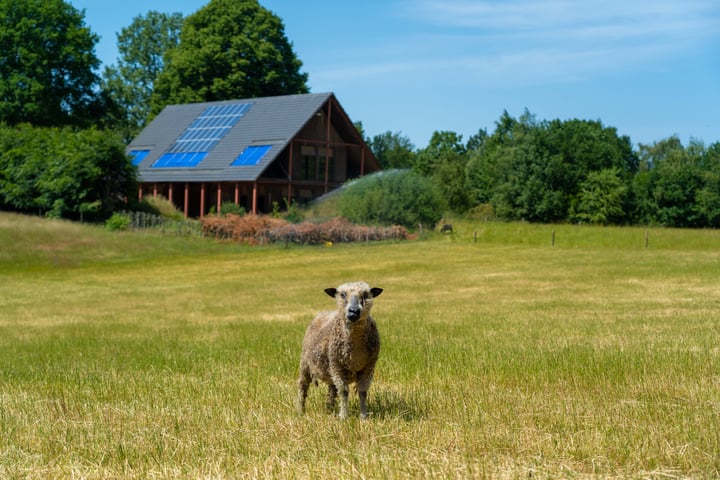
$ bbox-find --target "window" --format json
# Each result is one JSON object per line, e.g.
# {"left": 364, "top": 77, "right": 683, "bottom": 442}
{"left": 231, "top": 145, "right": 272, "bottom": 166}
{"left": 129, "top": 150, "right": 150, "bottom": 166}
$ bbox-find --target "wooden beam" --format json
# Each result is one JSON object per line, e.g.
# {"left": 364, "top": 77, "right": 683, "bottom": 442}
{"left": 252, "top": 182, "right": 258, "bottom": 215}
{"left": 288, "top": 142, "right": 293, "bottom": 206}
{"left": 324, "top": 98, "right": 332, "bottom": 194}
{"left": 217, "top": 183, "right": 222, "bottom": 214}
{"left": 183, "top": 183, "right": 189, "bottom": 218}
{"left": 200, "top": 182, "right": 206, "bottom": 219}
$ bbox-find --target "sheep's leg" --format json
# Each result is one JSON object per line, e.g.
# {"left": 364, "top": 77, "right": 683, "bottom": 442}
{"left": 297, "top": 367, "right": 311, "bottom": 415}
{"left": 326, "top": 384, "right": 337, "bottom": 413}
{"left": 337, "top": 383, "right": 350, "bottom": 419}
{"left": 358, "top": 390, "right": 369, "bottom": 419}
{"left": 357, "top": 368, "right": 375, "bottom": 420}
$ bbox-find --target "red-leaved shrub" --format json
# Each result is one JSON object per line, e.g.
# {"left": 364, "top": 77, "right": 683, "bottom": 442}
{"left": 201, "top": 215, "right": 407, "bottom": 245}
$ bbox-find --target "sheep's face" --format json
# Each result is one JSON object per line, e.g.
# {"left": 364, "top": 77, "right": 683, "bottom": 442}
{"left": 325, "top": 281, "right": 383, "bottom": 323}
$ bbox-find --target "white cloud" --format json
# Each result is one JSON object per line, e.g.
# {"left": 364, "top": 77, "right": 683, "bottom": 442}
{"left": 310, "top": 0, "right": 719, "bottom": 90}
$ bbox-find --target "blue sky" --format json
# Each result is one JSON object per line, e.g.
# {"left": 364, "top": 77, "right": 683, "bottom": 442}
{"left": 71, "top": 0, "right": 719, "bottom": 149}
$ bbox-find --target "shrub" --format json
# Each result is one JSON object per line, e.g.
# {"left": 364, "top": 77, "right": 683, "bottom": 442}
{"left": 105, "top": 212, "right": 130, "bottom": 231}
{"left": 200, "top": 215, "right": 407, "bottom": 245}
{"left": 337, "top": 169, "right": 446, "bottom": 229}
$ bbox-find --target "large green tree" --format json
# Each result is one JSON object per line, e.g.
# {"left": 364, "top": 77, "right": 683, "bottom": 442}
{"left": 368, "top": 131, "right": 415, "bottom": 170}
{"left": 0, "top": 125, "right": 135, "bottom": 220}
{"left": 102, "top": 11, "right": 184, "bottom": 137}
{"left": 151, "top": 0, "right": 308, "bottom": 113}
{"left": 0, "top": 0, "right": 101, "bottom": 127}
{"left": 466, "top": 111, "right": 638, "bottom": 223}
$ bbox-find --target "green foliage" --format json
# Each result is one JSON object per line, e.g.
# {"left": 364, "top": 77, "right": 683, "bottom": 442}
{"left": 0, "top": 125, "right": 136, "bottom": 220}
{"left": 220, "top": 201, "right": 247, "bottom": 217}
{"left": 631, "top": 137, "right": 710, "bottom": 227}
{"left": 414, "top": 130, "right": 471, "bottom": 212}
{"left": 142, "top": 195, "right": 184, "bottom": 220}
{"left": 151, "top": 0, "right": 308, "bottom": 114}
{"left": 465, "top": 111, "right": 639, "bottom": 223}
{"left": 102, "top": 11, "right": 184, "bottom": 140}
{"left": 571, "top": 168, "right": 628, "bottom": 224}
{"left": 337, "top": 169, "right": 445, "bottom": 229}
{"left": 0, "top": 0, "right": 102, "bottom": 127}
{"left": 368, "top": 130, "right": 416, "bottom": 169}
{"left": 105, "top": 212, "right": 131, "bottom": 231}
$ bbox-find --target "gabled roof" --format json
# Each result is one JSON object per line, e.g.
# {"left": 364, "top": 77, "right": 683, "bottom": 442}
{"left": 128, "top": 92, "right": 362, "bottom": 183}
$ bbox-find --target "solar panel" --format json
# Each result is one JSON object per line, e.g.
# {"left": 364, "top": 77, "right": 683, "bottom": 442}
{"left": 129, "top": 150, "right": 150, "bottom": 166}
{"left": 231, "top": 145, "right": 272, "bottom": 166}
{"left": 152, "top": 102, "right": 252, "bottom": 168}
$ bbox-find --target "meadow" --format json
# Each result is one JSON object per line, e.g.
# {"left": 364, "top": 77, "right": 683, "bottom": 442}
{"left": 1, "top": 212, "right": 719, "bottom": 478}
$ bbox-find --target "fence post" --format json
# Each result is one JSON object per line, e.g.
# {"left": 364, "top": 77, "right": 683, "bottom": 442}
{"left": 552, "top": 230, "right": 555, "bottom": 247}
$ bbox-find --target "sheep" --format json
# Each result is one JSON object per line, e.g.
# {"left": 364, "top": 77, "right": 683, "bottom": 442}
{"left": 440, "top": 223, "right": 453, "bottom": 234}
{"left": 297, "top": 281, "right": 383, "bottom": 419}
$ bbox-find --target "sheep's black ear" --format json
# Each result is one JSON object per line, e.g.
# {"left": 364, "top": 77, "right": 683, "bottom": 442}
{"left": 324, "top": 288, "right": 337, "bottom": 298}
{"left": 370, "top": 287, "right": 383, "bottom": 298}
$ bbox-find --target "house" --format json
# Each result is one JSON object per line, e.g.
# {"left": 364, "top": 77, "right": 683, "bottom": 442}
{"left": 127, "top": 92, "right": 380, "bottom": 217}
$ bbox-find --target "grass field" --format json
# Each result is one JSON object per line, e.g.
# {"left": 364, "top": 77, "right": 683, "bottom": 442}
{"left": 1, "top": 212, "right": 719, "bottom": 478}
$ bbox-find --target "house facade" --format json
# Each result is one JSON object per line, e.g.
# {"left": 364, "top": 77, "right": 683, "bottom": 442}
{"left": 127, "top": 92, "right": 380, "bottom": 217}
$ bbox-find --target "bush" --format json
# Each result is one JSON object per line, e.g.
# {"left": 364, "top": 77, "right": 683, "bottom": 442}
{"left": 105, "top": 212, "right": 130, "bottom": 231}
{"left": 200, "top": 215, "right": 407, "bottom": 245}
{"left": 337, "top": 169, "right": 446, "bottom": 229}
{"left": 0, "top": 125, "right": 136, "bottom": 221}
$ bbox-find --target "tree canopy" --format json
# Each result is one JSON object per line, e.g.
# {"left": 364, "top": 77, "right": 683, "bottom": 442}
{"left": 0, "top": 0, "right": 101, "bottom": 127}
{"left": 151, "top": 0, "right": 308, "bottom": 114}
{"left": 102, "top": 11, "right": 184, "bottom": 138}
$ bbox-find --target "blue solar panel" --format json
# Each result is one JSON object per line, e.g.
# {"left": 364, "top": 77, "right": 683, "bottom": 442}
{"left": 153, "top": 152, "right": 208, "bottom": 168}
{"left": 152, "top": 102, "right": 252, "bottom": 168}
{"left": 130, "top": 150, "right": 150, "bottom": 165}
{"left": 231, "top": 145, "right": 272, "bottom": 166}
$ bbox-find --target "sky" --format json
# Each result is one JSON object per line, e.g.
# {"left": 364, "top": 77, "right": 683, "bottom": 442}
{"left": 70, "top": 0, "right": 719, "bottom": 150}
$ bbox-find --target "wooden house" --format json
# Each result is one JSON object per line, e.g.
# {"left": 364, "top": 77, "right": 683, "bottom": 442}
{"left": 127, "top": 92, "right": 380, "bottom": 217}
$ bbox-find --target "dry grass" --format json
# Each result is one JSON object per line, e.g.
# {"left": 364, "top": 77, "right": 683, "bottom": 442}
{"left": 1, "top": 213, "right": 719, "bottom": 478}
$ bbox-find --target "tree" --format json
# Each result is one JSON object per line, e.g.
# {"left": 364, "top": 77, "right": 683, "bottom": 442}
{"left": 413, "top": 131, "right": 471, "bottom": 212}
{"left": 151, "top": 0, "right": 308, "bottom": 113}
{"left": 633, "top": 137, "right": 704, "bottom": 227}
{"left": 571, "top": 168, "right": 628, "bottom": 224}
{"left": 368, "top": 131, "right": 415, "bottom": 169}
{"left": 0, "top": 125, "right": 136, "bottom": 220}
{"left": 696, "top": 142, "right": 720, "bottom": 227}
{"left": 0, "top": 0, "right": 101, "bottom": 127}
{"left": 102, "top": 11, "right": 184, "bottom": 137}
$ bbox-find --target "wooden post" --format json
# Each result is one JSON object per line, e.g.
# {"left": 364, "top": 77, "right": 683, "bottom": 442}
{"left": 552, "top": 230, "right": 555, "bottom": 247}
{"left": 234, "top": 183, "right": 239, "bottom": 206}
{"left": 645, "top": 230, "right": 649, "bottom": 249}
{"left": 288, "top": 142, "right": 294, "bottom": 206}
{"left": 183, "top": 183, "right": 189, "bottom": 218}
{"left": 138, "top": 184, "right": 144, "bottom": 201}
{"left": 324, "top": 99, "right": 332, "bottom": 194}
{"left": 252, "top": 182, "right": 258, "bottom": 215}
{"left": 200, "top": 183, "right": 206, "bottom": 219}
{"left": 217, "top": 183, "right": 222, "bottom": 214}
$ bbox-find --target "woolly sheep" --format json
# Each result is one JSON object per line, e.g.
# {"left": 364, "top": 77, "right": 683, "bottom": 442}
{"left": 297, "top": 281, "right": 383, "bottom": 419}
